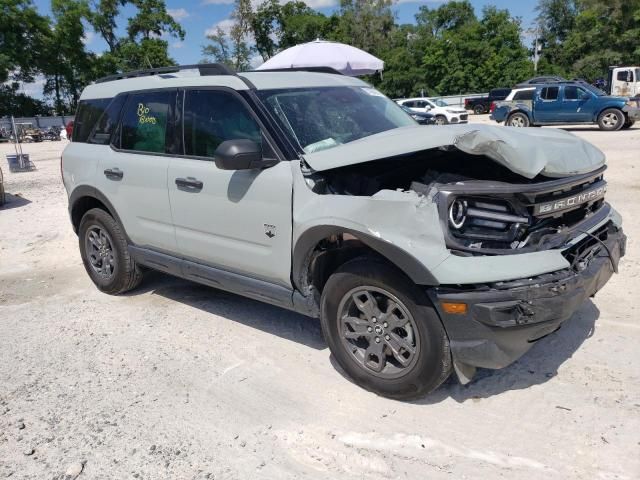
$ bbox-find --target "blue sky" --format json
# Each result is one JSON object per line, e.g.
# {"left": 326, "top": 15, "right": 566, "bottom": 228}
{"left": 23, "top": 0, "right": 538, "bottom": 97}
{"left": 31, "top": 0, "right": 538, "bottom": 65}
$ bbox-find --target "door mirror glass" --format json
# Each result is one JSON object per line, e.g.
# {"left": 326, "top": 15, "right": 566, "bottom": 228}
{"left": 214, "top": 139, "right": 269, "bottom": 170}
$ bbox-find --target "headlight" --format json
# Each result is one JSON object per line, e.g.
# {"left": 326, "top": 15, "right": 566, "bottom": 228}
{"left": 447, "top": 197, "right": 529, "bottom": 242}
{"left": 411, "top": 114, "right": 420, "bottom": 120}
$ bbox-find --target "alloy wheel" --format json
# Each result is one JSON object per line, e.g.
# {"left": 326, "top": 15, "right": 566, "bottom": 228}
{"left": 85, "top": 226, "right": 115, "bottom": 279}
{"left": 338, "top": 286, "right": 420, "bottom": 379}
{"left": 602, "top": 112, "right": 619, "bottom": 128}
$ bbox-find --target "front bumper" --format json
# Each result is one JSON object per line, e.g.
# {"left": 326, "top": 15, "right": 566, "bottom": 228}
{"left": 624, "top": 102, "right": 640, "bottom": 121}
{"left": 428, "top": 223, "right": 626, "bottom": 381}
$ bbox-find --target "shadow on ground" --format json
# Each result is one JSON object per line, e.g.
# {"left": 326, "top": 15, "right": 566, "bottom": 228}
{"left": 131, "top": 270, "right": 326, "bottom": 350}
{"left": 0, "top": 193, "right": 31, "bottom": 210}
{"left": 125, "top": 270, "right": 599, "bottom": 401}
{"left": 417, "top": 300, "right": 599, "bottom": 404}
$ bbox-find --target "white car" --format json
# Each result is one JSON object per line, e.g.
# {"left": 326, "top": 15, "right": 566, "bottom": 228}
{"left": 396, "top": 97, "right": 468, "bottom": 125}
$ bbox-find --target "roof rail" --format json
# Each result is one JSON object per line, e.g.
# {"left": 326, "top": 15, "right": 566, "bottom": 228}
{"left": 95, "top": 63, "right": 237, "bottom": 84}
{"left": 249, "top": 66, "right": 344, "bottom": 76}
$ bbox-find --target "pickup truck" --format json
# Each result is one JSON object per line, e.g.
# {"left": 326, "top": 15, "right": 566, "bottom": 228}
{"left": 491, "top": 81, "right": 640, "bottom": 131}
{"left": 464, "top": 88, "right": 511, "bottom": 115}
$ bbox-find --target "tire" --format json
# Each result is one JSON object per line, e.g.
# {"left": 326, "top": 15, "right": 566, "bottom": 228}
{"left": 473, "top": 104, "right": 486, "bottom": 115}
{"left": 622, "top": 120, "right": 635, "bottom": 130}
{"left": 506, "top": 112, "right": 530, "bottom": 127}
{"left": 434, "top": 115, "right": 447, "bottom": 125}
{"left": 320, "top": 257, "right": 451, "bottom": 399}
{"left": 597, "top": 108, "right": 625, "bottom": 131}
{"left": 78, "top": 208, "right": 143, "bottom": 294}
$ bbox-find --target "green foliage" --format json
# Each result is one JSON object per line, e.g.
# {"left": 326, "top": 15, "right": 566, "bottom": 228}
{"left": 0, "top": 0, "right": 50, "bottom": 83}
{"left": 127, "top": 0, "right": 185, "bottom": 42}
{"left": 0, "top": 83, "right": 52, "bottom": 116}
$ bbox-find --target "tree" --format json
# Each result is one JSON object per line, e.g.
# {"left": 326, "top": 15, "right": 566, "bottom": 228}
{"left": 202, "top": 0, "right": 253, "bottom": 70}
{"left": 0, "top": 0, "right": 50, "bottom": 83}
{"left": 42, "top": 0, "right": 94, "bottom": 114}
{"left": 88, "top": 0, "right": 122, "bottom": 53}
{"left": 127, "top": 0, "right": 185, "bottom": 42}
{"left": 331, "top": 0, "right": 394, "bottom": 55}
{"left": 0, "top": 83, "right": 52, "bottom": 116}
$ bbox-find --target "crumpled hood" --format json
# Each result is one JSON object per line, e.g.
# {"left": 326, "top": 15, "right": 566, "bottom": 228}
{"left": 302, "top": 124, "right": 605, "bottom": 179}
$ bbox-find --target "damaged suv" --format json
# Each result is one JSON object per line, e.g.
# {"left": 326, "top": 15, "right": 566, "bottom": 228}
{"left": 63, "top": 65, "right": 625, "bottom": 399}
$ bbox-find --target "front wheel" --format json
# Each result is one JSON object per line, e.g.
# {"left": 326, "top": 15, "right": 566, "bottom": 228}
{"left": 598, "top": 108, "right": 625, "bottom": 131}
{"left": 473, "top": 104, "right": 486, "bottom": 115}
{"left": 506, "top": 112, "right": 530, "bottom": 127}
{"left": 320, "top": 257, "right": 451, "bottom": 399}
{"left": 434, "top": 115, "right": 447, "bottom": 125}
{"left": 78, "top": 208, "right": 143, "bottom": 294}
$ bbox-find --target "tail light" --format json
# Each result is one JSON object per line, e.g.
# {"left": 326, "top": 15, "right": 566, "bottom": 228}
{"left": 464, "top": 99, "right": 469, "bottom": 107}
{"left": 489, "top": 102, "right": 496, "bottom": 113}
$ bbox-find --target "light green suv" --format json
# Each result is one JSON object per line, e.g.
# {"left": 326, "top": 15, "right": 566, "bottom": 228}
{"left": 63, "top": 64, "right": 625, "bottom": 399}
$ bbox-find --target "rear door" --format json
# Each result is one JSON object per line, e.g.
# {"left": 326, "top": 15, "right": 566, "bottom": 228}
{"left": 167, "top": 88, "right": 293, "bottom": 287}
{"left": 95, "top": 89, "right": 178, "bottom": 253}
{"left": 533, "top": 86, "right": 561, "bottom": 123}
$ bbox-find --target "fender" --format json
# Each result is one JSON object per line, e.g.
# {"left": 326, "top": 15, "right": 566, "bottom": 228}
{"left": 292, "top": 225, "right": 440, "bottom": 292}
{"left": 593, "top": 103, "right": 627, "bottom": 123}
{"left": 68, "top": 185, "right": 128, "bottom": 240}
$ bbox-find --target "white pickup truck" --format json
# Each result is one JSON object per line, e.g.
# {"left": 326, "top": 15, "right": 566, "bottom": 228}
{"left": 609, "top": 66, "right": 640, "bottom": 98}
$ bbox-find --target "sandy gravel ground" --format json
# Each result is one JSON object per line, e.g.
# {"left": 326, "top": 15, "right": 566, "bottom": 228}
{"left": 1, "top": 119, "right": 639, "bottom": 480}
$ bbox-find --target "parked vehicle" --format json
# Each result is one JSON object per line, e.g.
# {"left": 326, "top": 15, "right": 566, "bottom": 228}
{"left": 42, "top": 126, "right": 61, "bottom": 141}
{"left": 400, "top": 105, "right": 436, "bottom": 125}
{"left": 63, "top": 64, "right": 625, "bottom": 399}
{"left": 396, "top": 97, "right": 468, "bottom": 125}
{"left": 491, "top": 81, "right": 640, "bottom": 130}
{"left": 464, "top": 88, "right": 511, "bottom": 115}
{"left": 515, "top": 75, "right": 567, "bottom": 88}
{"left": 65, "top": 120, "right": 74, "bottom": 141}
{"left": 14, "top": 123, "right": 43, "bottom": 142}
{"left": 488, "top": 87, "right": 535, "bottom": 115}
{"left": 607, "top": 66, "right": 640, "bottom": 98}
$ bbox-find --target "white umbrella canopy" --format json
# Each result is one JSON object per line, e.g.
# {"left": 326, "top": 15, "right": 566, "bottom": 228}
{"left": 256, "top": 39, "right": 384, "bottom": 76}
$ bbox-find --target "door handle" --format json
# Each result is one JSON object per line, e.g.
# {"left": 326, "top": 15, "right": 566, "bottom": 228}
{"left": 175, "top": 177, "right": 204, "bottom": 191}
{"left": 103, "top": 168, "right": 123, "bottom": 180}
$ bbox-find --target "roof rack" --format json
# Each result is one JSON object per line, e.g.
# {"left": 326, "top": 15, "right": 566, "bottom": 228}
{"left": 95, "top": 63, "right": 237, "bottom": 84}
{"left": 249, "top": 66, "right": 344, "bottom": 76}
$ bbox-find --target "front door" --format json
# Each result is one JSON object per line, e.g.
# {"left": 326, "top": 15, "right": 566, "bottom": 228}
{"left": 559, "top": 85, "right": 593, "bottom": 122}
{"left": 167, "top": 89, "right": 293, "bottom": 287}
{"left": 96, "top": 90, "right": 178, "bottom": 254}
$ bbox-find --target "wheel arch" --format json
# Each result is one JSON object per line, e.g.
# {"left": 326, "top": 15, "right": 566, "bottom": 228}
{"left": 292, "top": 226, "right": 439, "bottom": 299}
{"left": 506, "top": 108, "right": 532, "bottom": 122}
{"left": 68, "top": 186, "right": 126, "bottom": 238}
{"left": 594, "top": 104, "right": 625, "bottom": 122}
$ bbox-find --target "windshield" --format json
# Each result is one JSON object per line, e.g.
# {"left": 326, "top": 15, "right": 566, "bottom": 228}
{"left": 429, "top": 98, "right": 449, "bottom": 107}
{"left": 580, "top": 82, "right": 606, "bottom": 96}
{"left": 256, "top": 86, "right": 415, "bottom": 153}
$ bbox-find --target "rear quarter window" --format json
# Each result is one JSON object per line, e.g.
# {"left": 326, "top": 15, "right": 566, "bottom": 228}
{"left": 73, "top": 98, "right": 111, "bottom": 143}
{"left": 88, "top": 96, "right": 127, "bottom": 145}
{"left": 513, "top": 90, "right": 534, "bottom": 101}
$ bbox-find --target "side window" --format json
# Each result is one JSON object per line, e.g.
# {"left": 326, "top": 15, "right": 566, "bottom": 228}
{"left": 403, "top": 101, "right": 414, "bottom": 108}
{"left": 564, "top": 86, "right": 587, "bottom": 100}
{"left": 73, "top": 98, "right": 111, "bottom": 143}
{"left": 617, "top": 70, "right": 632, "bottom": 82}
{"left": 513, "top": 89, "right": 534, "bottom": 101}
{"left": 183, "top": 90, "right": 261, "bottom": 159}
{"left": 120, "top": 91, "right": 173, "bottom": 154}
{"left": 540, "top": 86, "right": 559, "bottom": 100}
{"left": 416, "top": 101, "right": 428, "bottom": 108}
{"left": 88, "top": 96, "right": 127, "bottom": 145}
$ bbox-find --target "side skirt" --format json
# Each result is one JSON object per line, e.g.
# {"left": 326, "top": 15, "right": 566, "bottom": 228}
{"left": 129, "top": 245, "right": 316, "bottom": 316}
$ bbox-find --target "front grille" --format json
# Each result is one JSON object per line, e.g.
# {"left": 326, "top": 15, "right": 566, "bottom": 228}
{"left": 460, "top": 114, "right": 468, "bottom": 121}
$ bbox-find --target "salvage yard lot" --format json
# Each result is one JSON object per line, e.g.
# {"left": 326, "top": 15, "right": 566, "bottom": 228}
{"left": 1, "top": 119, "right": 639, "bottom": 479}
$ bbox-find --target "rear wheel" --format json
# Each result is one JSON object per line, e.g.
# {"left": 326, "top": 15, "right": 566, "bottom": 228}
{"left": 506, "top": 112, "right": 530, "bottom": 127}
{"left": 434, "top": 115, "right": 447, "bottom": 125}
{"left": 320, "top": 257, "right": 451, "bottom": 399}
{"left": 598, "top": 108, "right": 625, "bottom": 131}
{"left": 79, "top": 208, "right": 143, "bottom": 294}
{"left": 473, "top": 104, "right": 486, "bottom": 115}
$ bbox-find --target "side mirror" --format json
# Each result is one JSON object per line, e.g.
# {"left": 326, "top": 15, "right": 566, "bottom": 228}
{"left": 214, "top": 139, "right": 275, "bottom": 170}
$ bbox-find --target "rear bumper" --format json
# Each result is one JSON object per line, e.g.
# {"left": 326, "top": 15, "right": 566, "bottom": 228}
{"left": 428, "top": 224, "right": 625, "bottom": 380}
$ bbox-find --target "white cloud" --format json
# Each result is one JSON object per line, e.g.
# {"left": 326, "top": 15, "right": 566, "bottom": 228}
{"left": 167, "top": 8, "right": 190, "bottom": 20}
{"left": 205, "top": 18, "right": 235, "bottom": 37}
{"left": 301, "top": 0, "right": 338, "bottom": 7}
{"left": 171, "top": 41, "right": 185, "bottom": 49}
{"left": 201, "top": 0, "right": 234, "bottom": 5}
{"left": 82, "top": 31, "right": 95, "bottom": 45}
